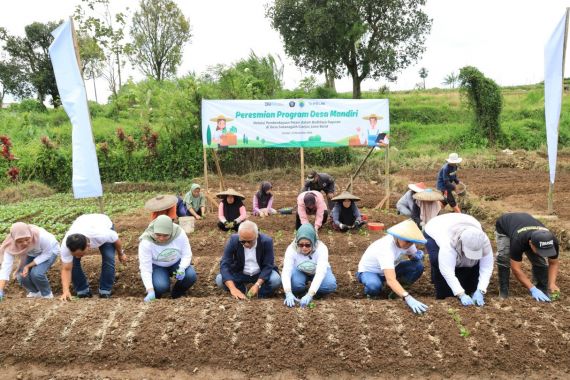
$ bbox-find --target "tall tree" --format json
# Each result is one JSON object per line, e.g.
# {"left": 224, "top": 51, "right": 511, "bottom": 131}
{"left": 442, "top": 71, "right": 459, "bottom": 89}
{"left": 0, "top": 22, "right": 61, "bottom": 106}
{"left": 267, "top": 0, "right": 432, "bottom": 98}
{"left": 77, "top": 34, "right": 105, "bottom": 102}
{"left": 418, "top": 67, "right": 428, "bottom": 89}
{"left": 128, "top": 0, "right": 191, "bottom": 81}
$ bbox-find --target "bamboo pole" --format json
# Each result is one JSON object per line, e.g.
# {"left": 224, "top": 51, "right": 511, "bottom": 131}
{"left": 203, "top": 147, "right": 209, "bottom": 212}
{"left": 212, "top": 149, "right": 225, "bottom": 190}
{"left": 384, "top": 145, "right": 390, "bottom": 209}
{"left": 300, "top": 148, "right": 305, "bottom": 189}
{"left": 346, "top": 146, "right": 375, "bottom": 192}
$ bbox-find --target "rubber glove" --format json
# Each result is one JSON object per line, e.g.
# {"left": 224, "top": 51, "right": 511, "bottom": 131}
{"left": 144, "top": 291, "right": 156, "bottom": 303}
{"left": 459, "top": 293, "right": 474, "bottom": 306}
{"left": 472, "top": 290, "right": 485, "bottom": 306}
{"left": 338, "top": 223, "right": 346, "bottom": 230}
{"left": 299, "top": 293, "right": 313, "bottom": 308}
{"left": 404, "top": 295, "right": 428, "bottom": 314}
{"left": 530, "top": 286, "right": 551, "bottom": 302}
{"left": 225, "top": 221, "right": 234, "bottom": 229}
{"left": 0, "top": 290, "right": 4, "bottom": 301}
{"left": 411, "top": 250, "right": 424, "bottom": 262}
{"left": 174, "top": 269, "right": 185, "bottom": 281}
{"left": 284, "top": 292, "right": 299, "bottom": 308}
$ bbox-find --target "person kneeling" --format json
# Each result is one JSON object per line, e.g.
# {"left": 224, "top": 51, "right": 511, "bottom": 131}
{"left": 356, "top": 219, "right": 428, "bottom": 314}
{"left": 138, "top": 215, "right": 197, "bottom": 302}
{"left": 331, "top": 191, "right": 366, "bottom": 232}
{"left": 282, "top": 223, "right": 337, "bottom": 308}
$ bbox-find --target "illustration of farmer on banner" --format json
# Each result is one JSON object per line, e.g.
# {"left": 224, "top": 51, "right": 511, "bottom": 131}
{"left": 362, "top": 113, "right": 389, "bottom": 147}
{"left": 209, "top": 114, "right": 237, "bottom": 148}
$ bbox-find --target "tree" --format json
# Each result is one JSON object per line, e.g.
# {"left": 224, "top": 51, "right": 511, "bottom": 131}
{"left": 442, "top": 71, "right": 459, "bottom": 89}
{"left": 267, "top": 0, "right": 432, "bottom": 98}
{"left": 0, "top": 22, "right": 61, "bottom": 106}
{"left": 128, "top": 0, "right": 191, "bottom": 81}
{"left": 77, "top": 34, "right": 105, "bottom": 102}
{"left": 0, "top": 57, "right": 32, "bottom": 107}
{"left": 418, "top": 67, "right": 428, "bottom": 89}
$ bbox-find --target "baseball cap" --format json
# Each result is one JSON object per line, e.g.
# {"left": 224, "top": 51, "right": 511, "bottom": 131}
{"left": 306, "top": 171, "right": 317, "bottom": 181}
{"left": 460, "top": 227, "right": 486, "bottom": 260}
{"left": 530, "top": 230, "right": 557, "bottom": 258}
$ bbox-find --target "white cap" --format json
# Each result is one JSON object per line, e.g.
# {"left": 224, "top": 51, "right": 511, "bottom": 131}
{"left": 460, "top": 227, "right": 486, "bottom": 260}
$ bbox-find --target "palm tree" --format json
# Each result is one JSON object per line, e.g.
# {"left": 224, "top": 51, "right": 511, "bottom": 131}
{"left": 442, "top": 72, "right": 459, "bottom": 89}
{"left": 418, "top": 67, "right": 428, "bottom": 89}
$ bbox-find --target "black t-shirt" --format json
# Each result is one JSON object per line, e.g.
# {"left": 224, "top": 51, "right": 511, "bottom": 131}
{"left": 495, "top": 212, "right": 559, "bottom": 261}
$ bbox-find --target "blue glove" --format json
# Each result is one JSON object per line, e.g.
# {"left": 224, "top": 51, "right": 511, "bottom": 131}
{"left": 174, "top": 269, "right": 185, "bottom": 281}
{"left": 299, "top": 293, "right": 313, "bottom": 308}
{"left": 459, "top": 293, "right": 474, "bottom": 306}
{"left": 284, "top": 292, "right": 299, "bottom": 308}
{"left": 144, "top": 291, "right": 156, "bottom": 303}
{"left": 0, "top": 290, "right": 4, "bottom": 301}
{"left": 404, "top": 295, "right": 428, "bottom": 314}
{"left": 472, "top": 290, "right": 485, "bottom": 306}
{"left": 530, "top": 286, "right": 551, "bottom": 302}
{"left": 412, "top": 250, "right": 424, "bottom": 262}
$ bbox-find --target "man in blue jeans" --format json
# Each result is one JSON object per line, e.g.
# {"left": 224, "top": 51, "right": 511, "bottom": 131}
{"left": 60, "top": 214, "right": 128, "bottom": 300}
{"left": 216, "top": 221, "right": 281, "bottom": 300}
{"left": 356, "top": 219, "right": 428, "bottom": 314}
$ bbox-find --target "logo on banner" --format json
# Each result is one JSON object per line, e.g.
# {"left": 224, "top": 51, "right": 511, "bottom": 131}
{"left": 288, "top": 101, "right": 295, "bottom": 107}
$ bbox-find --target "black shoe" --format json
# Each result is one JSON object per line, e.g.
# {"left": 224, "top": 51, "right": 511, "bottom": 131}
{"left": 77, "top": 292, "right": 93, "bottom": 298}
{"left": 99, "top": 294, "right": 112, "bottom": 299}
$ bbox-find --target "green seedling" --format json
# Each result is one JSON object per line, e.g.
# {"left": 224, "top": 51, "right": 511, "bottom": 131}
{"left": 459, "top": 327, "right": 470, "bottom": 338}
{"left": 448, "top": 308, "right": 470, "bottom": 339}
{"left": 308, "top": 301, "right": 316, "bottom": 309}
{"left": 551, "top": 290, "right": 561, "bottom": 301}
{"left": 246, "top": 291, "right": 254, "bottom": 299}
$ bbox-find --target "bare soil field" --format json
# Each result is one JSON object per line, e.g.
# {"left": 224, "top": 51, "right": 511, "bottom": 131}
{"left": 1, "top": 169, "right": 570, "bottom": 379}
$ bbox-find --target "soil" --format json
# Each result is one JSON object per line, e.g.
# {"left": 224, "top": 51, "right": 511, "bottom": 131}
{"left": 1, "top": 169, "right": 570, "bottom": 379}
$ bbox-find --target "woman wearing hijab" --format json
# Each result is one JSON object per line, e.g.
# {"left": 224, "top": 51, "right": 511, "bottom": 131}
{"left": 138, "top": 215, "right": 197, "bottom": 302}
{"left": 331, "top": 191, "right": 365, "bottom": 232}
{"left": 252, "top": 181, "right": 277, "bottom": 217}
{"left": 217, "top": 188, "right": 247, "bottom": 231}
{"left": 0, "top": 222, "right": 60, "bottom": 300}
{"left": 282, "top": 223, "right": 337, "bottom": 308}
{"left": 182, "top": 183, "right": 206, "bottom": 220}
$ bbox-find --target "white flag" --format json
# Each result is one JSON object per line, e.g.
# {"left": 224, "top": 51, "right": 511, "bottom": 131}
{"left": 544, "top": 12, "right": 567, "bottom": 184}
{"left": 49, "top": 19, "right": 103, "bottom": 198}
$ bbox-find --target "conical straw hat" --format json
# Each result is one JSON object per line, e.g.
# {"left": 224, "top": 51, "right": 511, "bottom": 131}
{"left": 144, "top": 194, "right": 178, "bottom": 212}
{"left": 331, "top": 191, "right": 361, "bottom": 202}
{"left": 413, "top": 188, "right": 444, "bottom": 201}
{"left": 362, "top": 113, "right": 384, "bottom": 120}
{"left": 209, "top": 114, "right": 234, "bottom": 122}
{"left": 408, "top": 182, "right": 426, "bottom": 193}
{"left": 387, "top": 219, "right": 427, "bottom": 244}
{"left": 216, "top": 188, "right": 245, "bottom": 200}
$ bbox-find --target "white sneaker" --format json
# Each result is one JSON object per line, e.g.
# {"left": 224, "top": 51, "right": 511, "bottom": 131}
{"left": 26, "top": 291, "right": 41, "bottom": 298}
{"left": 41, "top": 293, "right": 54, "bottom": 299}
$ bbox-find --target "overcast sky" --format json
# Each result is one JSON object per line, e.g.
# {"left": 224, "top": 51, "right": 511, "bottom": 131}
{"left": 1, "top": 0, "right": 570, "bottom": 102}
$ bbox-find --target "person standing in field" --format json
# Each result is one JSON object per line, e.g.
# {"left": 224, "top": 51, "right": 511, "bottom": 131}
{"left": 0, "top": 222, "right": 60, "bottom": 300}
{"left": 436, "top": 152, "right": 464, "bottom": 213}
{"left": 356, "top": 219, "right": 428, "bottom": 314}
{"left": 423, "top": 213, "right": 493, "bottom": 306}
{"left": 302, "top": 170, "right": 336, "bottom": 208}
{"left": 59, "top": 214, "right": 127, "bottom": 300}
{"left": 495, "top": 212, "right": 560, "bottom": 302}
{"left": 296, "top": 190, "right": 328, "bottom": 231}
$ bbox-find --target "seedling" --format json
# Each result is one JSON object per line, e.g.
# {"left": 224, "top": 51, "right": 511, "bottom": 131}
{"left": 448, "top": 308, "right": 471, "bottom": 339}
{"left": 551, "top": 290, "right": 561, "bottom": 301}
{"left": 308, "top": 301, "right": 316, "bottom": 309}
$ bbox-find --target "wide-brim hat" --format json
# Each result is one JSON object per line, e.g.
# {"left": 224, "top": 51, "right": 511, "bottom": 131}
{"left": 446, "top": 152, "right": 463, "bottom": 164}
{"left": 209, "top": 114, "right": 234, "bottom": 122}
{"left": 413, "top": 188, "right": 444, "bottom": 201}
{"left": 332, "top": 191, "right": 360, "bottom": 202}
{"left": 387, "top": 219, "right": 427, "bottom": 244}
{"left": 216, "top": 188, "right": 245, "bottom": 200}
{"left": 362, "top": 113, "right": 384, "bottom": 121}
{"left": 145, "top": 194, "right": 177, "bottom": 212}
{"left": 408, "top": 182, "right": 426, "bottom": 193}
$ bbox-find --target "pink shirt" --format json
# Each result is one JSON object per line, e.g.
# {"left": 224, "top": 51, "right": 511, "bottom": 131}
{"left": 297, "top": 191, "right": 327, "bottom": 229}
{"left": 252, "top": 194, "right": 274, "bottom": 215}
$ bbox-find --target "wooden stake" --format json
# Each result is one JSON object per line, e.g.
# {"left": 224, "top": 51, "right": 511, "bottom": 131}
{"left": 211, "top": 149, "right": 225, "bottom": 190}
{"left": 346, "top": 146, "right": 375, "bottom": 192}
{"left": 384, "top": 145, "right": 390, "bottom": 209}
{"left": 203, "top": 146, "right": 209, "bottom": 212}
{"left": 300, "top": 147, "right": 305, "bottom": 189}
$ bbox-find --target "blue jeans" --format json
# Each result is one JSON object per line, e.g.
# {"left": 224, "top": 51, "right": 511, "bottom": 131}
{"left": 290, "top": 267, "right": 337, "bottom": 296}
{"left": 153, "top": 260, "right": 197, "bottom": 298}
{"left": 16, "top": 254, "right": 58, "bottom": 296}
{"left": 357, "top": 260, "right": 424, "bottom": 297}
{"left": 216, "top": 270, "right": 281, "bottom": 297}
{"left": 72, "top": 242, "right": 116, "bottom": 296}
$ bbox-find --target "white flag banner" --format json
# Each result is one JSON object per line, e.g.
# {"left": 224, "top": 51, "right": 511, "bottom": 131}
{"left": 49, "top": 19, "right": 102, "bottom": 198}
{"left": 544, "top": 12, "right": 567, "bottom": 184}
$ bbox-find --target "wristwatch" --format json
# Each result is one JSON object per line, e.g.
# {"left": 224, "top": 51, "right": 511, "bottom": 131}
{"left": 255, "top": 282, "right": 263, "bottom": 288}
{"left": 401, "top": 291, "right": 410, "bottom": 299}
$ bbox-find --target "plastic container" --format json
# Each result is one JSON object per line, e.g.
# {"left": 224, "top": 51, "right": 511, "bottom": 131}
{"left": 179, "top": 216, "right": 195, "bottom": 233}
{"left": 367, "top": 222, "right": 385, "bottom": 231}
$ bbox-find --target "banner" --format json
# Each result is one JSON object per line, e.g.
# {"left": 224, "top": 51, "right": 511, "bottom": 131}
{"left": 49, "top": 19, "right": 103, "bottom": 198}
{"left": 201, "top": 99, "right": 389, "bottom": 148}
{"left": 544, "top": 11, "right": 567, "bottom": 184}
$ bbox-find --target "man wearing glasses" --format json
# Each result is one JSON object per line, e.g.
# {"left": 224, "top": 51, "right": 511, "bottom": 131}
{"left": 215, "top": 221, "right": 281, "bottom": 300}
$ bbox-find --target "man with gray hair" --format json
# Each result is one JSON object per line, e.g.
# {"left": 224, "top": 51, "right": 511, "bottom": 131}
{"left": 216, "top": 221, "right": 281, "bottom": 300}
{"left": 424, "top": 213, "right": 493, "bottom": 306}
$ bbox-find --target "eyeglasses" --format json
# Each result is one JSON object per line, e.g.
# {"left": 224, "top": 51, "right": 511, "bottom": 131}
{"left": 239, "top": 239, "right": 255, "bottom": 245}
{"left": 297, "top": 243, "right": 312, "bottom": 248}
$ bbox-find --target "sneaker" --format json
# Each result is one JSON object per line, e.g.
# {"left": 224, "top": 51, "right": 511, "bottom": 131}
{"left": 77, "top": 291, "right": 93, "bottom": 299}
{"left": 41, "top": 292, "right": 54, "bottom": 299}
{"left": 99, "top": 293, "right": 112, "bottom": 299}
{"left": 26, "top": 291, "right": 41, "bottom": 298}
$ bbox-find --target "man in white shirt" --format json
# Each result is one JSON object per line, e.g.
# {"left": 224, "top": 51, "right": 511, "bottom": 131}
{"left": 424, "top": 213, "right": 493, "bottom": 306}
{"left": 60, "top": 214, "right": 127, "bottom": 300}
{"left": 215, "top": 221, "right": 281, "bottom": 300}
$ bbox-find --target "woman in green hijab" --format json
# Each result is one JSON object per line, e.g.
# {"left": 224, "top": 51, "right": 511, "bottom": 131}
{"left": 183, "top": 183, "right": 206, "bottom": 220}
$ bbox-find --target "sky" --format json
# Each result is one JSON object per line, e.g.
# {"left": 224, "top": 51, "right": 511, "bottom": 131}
{"left": 1, "top": 0, "right": 570, "bottom": 103}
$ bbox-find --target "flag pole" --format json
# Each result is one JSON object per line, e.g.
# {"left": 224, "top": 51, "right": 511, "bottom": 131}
{"left": 548, "top": 7, "right": 570, "bottom": 214}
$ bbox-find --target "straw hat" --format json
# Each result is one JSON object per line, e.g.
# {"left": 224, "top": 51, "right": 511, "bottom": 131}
{"left": 332, "top": 191, "right": 361, "bottom": 202}
{"left": 145, "top": 194, "right": 177, "bottom": 212}
{"left": 386, "top": 219, "right": 427, "bottom": 244}
{"left": 209, "top": 114, "right": 234, "bottom": 122}
{"left": 362, "top": 113, "right": 384, "bottom": 120}
{"left": 408, "top": 182, "right": 426, "bottom": 193}
{"left": 216, "top": 188, "right": 245, "bottom": 200}
{"left": 446, "top": 152, "right": 463, "bottom": 164}
{"left": 413, "top": 188, "right": 444, "bottom": 201}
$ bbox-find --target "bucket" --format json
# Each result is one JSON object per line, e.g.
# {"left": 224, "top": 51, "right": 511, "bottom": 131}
{"left": 367, "top": 222, "right": 385, "bottom": 231}
{"left": 179, "top": 216, "right": 195, "bottom": 233}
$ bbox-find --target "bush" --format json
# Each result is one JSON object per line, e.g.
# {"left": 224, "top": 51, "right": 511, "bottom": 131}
{"left": 12, "top": 99, "right": 48, "bottom": 113}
